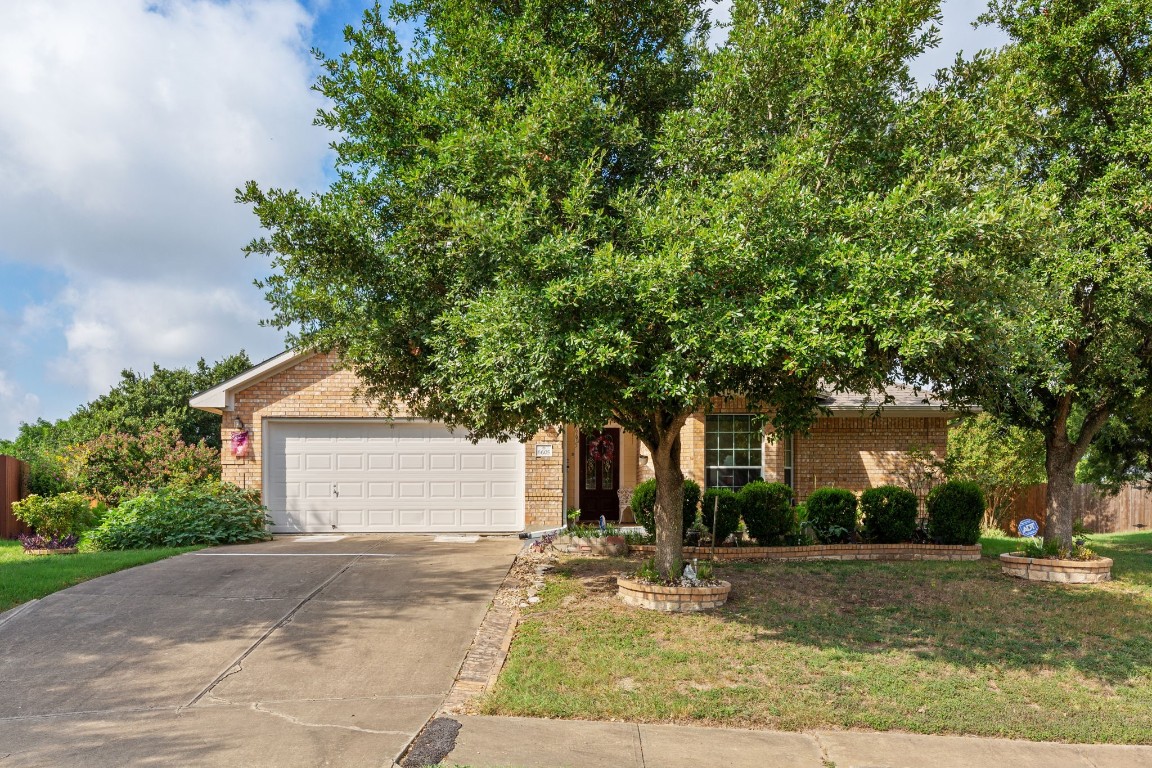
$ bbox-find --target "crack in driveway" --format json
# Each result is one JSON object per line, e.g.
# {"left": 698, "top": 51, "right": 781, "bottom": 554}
{"left": 250, "top": 702, "right": 415, "bottom": 736}
{"left": 183, "top": 555, "right": 363, "bottom": 709}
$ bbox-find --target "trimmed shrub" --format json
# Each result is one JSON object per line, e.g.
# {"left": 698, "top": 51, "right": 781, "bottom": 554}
{"left": 805, "top": 488, "right": 858, "bottom": 543}
{"left": 927, "top": 481, "right": 985, "bottom": 545}
{"left": 11, "top": 492, "right": 98, "bottom": 538}
{"left": 86, "top": 483, "right": 271, "bottom": 550}
{"left": 630, "top": 478, "right": 702, "bottom": 540}
{"left": 701, "top": 488, "right": 741, "bottom": 545}
{"left": 860, "top": 486, "right": 919, "bottom": 543}
{"left": 681, "top": 479, "right": 702, "bottom": 531}
{"left": 738, "top": 481, "right": 794, "bottom": 545}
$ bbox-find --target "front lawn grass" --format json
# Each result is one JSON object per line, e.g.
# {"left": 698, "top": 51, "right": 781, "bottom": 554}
{"left": 0, "top": 539, "right": 200, "bottom": 612}
{"left": 484, "top": 532, "right": 1152, "bottom": 744}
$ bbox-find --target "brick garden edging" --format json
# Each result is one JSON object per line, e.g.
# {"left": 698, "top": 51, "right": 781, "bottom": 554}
{"left": 617, "top": 577, "right": 731, "bottom": 612}
{"left": 1000, "top": 553, "right": 1113, "bottom": 583}
{"left": 553, "top": 535, "right": 627, "bottom": 556}
{"left": 630, "top": 543, "right": 981, "bottom": 562}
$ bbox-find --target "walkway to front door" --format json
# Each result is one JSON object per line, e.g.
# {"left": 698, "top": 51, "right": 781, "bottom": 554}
{"left": 578, "top": 428, "right": 620, "bottom": 522}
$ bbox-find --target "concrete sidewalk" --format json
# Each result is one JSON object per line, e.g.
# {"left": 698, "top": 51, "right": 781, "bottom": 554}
{"left": 434, "top": 715, "right": 1152, "bottom": 768}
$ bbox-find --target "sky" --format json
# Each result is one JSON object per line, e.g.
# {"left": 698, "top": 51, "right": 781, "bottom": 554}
{"left": 0, "top": 0, "right": 1008, "bottom": 441}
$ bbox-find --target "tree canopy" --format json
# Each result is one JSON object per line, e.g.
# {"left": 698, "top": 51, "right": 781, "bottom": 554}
{"left": 0, "top": 352, "right": 251, "bottom": 496}
{"left": 912, "top": 0, "right": 1152, "bottom": 546}
{"left": 241, "top": 0, "right": 1013, "bottom": 575}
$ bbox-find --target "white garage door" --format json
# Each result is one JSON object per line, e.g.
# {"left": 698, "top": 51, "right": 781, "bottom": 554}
{"left": 264, "top": 420, "right": 524, "bottom": 533}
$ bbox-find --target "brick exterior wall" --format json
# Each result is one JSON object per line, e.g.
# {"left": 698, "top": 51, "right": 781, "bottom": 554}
{"left": 791, "top": 416, "right": 948, "bottom": 504}
{"left": 218, "top": 353, "right": 946, "bottom": 531}
{"left": 219, "top": 351, "right": 563, "bottom": 529}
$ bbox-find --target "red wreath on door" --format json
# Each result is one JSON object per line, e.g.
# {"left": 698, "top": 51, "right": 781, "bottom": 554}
{"left": 587, "top": 434, "right": 615, "bottom": 463}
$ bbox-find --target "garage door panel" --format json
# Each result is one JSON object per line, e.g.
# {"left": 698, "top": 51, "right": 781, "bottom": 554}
{"left": 429, "top": 454, "right": 457, "bottom": 470}
{"left": 398, "top": 454, "right": 425, "bottom": 470}
{"left": 491, "top": 508, "right": 518, "bottom": 526}
{"left": 460, "top": 509, "right": 487, "bottom": 527}
{"left": 368, "top": 455, "right": 395, "bottom": 471}
{"left": 460, "top": 482, "right": 486, "bottom": 499}
{"left": 430, "top": 509, "right": 456, "bottom": 527}
{"left": 336, "top": 454, "right": 363, "bottom": 470}
{"left": 304, "top": 482, "right": 331, "bottom": 500}
{"left": 398, "top": 482, "right": 425, "bottom": 498}
{"left": 429, "top": 483, "right": 457, "bottom": 498}
{"left": 491, "top": 482, "right": 517, "bottom": 499}
{"left": 399, "top": 509, "right": 428, "bottom": 527}
{"left": 368, "top": 482, "right": 395, "bottom": 498}
{"left": 368, "top": 509, "right": 396, "bottom": 527}
{"left": 335, "top": 482, "right": 363, "bottom": 499}
{"left": 266, "top": 420, "right": 524, "bottom": 533}
{"left": 460, "top": 454, "right": 487, "bottom": 471}
{"left": 337, "top": 509, "right": 366, "bottom": 527}
{"left": 305, "top": 454, "right": 332, "bottom": 471}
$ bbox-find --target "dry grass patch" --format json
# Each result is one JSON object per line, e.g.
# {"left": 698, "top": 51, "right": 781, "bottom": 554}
{"left": 482, "top": 533, "right": 1152, "bottom": 744}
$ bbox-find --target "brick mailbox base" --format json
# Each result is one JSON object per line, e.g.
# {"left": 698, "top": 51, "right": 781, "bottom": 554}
{"left": 1000, "top": 553, "right": 1113, "bottom": 583}
{"left": 617, "top": 577, "right": 731, "bottom": 612}
{"left": 630, "top": 543, "right": 981, "bottom": 562}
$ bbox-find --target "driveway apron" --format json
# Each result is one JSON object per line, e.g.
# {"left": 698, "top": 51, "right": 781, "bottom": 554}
{"left": 0, "top": 534, "right": 521, "bottom": 767}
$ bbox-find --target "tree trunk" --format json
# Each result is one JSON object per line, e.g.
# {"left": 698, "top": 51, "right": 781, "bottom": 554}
{"left": 1043, "top": 398, "right": 1113, "bottom": 550}
{"left": 1044, "top": 445, "right": 1077, "bottom": 549}
{"left": 648, "top": 426, "right": 686, "bottom": 580}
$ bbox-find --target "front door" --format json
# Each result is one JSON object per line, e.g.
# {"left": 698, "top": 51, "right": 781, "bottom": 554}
{"left": 579, "top": 428, "right": 621, "bottom": 522}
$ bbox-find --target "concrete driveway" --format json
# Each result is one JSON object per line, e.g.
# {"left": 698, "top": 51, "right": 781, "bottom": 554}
{"left": 0, "top": 534, "right": 521, "bottom": 767}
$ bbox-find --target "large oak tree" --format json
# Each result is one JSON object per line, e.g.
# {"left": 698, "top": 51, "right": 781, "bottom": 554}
{"left": 243, "top": 0, "right": 993, "bottom": 576}
{"left": 915, "top": 0, "right": 1152, "bottom": 547}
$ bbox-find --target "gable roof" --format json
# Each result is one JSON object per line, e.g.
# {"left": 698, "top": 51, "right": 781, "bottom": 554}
{"left": 188, "top": 349, "right": 316, "bottom": 414}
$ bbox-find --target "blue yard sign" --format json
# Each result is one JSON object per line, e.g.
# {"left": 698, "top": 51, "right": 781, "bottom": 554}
{"left": 1018, "top": 518, "right": 1039, "bottom": 538}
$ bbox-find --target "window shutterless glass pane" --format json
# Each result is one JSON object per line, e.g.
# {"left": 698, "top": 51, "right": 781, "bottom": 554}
{"left": 705, "top": 415, "right": 763, "bottom": 491}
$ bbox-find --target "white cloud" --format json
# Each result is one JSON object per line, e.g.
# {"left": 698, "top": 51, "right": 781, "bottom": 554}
{"left": 50, "top": 278, "right": 282, "bottom": 396}
{"left": 0, "top": 0, "right": 331, "bottom": 404}
{"left": 0, "top": 370, "right": 42, "bottom": 437}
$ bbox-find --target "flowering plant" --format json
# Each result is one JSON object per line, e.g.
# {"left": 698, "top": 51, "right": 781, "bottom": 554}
{"left": 19, "top": 533, "right": 79, "bottom": 551}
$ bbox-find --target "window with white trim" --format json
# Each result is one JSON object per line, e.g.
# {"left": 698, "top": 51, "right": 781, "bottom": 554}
{"left": 705, "top": 415, "right": 763, "bottom": 490}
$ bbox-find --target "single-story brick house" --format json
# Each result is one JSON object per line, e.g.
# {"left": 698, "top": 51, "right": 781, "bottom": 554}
{"left": 190, "top": 350, "right": 952, "bottom": 534}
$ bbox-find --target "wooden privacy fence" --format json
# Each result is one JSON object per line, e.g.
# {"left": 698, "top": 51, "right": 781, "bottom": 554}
{"left": 1007, "top": 483, "right": 1152, "bottom": 535}
{"left": 0, "top": 455, "right": 30, "bottom": 539}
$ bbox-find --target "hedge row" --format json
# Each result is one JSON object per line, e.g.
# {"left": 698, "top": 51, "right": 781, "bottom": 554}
{"left": 629, "top": 479, "right": 985, "bottom": 546}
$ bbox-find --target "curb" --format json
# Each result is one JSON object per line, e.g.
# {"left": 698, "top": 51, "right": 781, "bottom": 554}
{"left": 0, "top": 599, "right": 39, "bottom": 631}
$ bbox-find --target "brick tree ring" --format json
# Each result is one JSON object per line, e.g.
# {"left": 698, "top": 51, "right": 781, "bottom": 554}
{"left": 616, "top": 577, "right": 731, "bottom": 612}
{"left": 999, "top": 553, "right": 1113, "bottom": 583}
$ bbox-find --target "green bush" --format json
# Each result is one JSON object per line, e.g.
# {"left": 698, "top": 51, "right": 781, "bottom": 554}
{"left": 805, "top": 488, "right": 858, "bottom": 543}
{"left": 738, "top": 481, "right": 794, "bottom": 545}
{"left": 701, "top": 488, "right": 741, "bottom": 545}
{"left": 11, "top": 492, "right": 98, "bottom": 538}
{"left": 630, "top": 478, "right": 701, "bottom": 540}
{"left": 927, "top": 481, "right": 985, "bottom": 545}
{"left": 86, "top": 483, "right": 271, "bottom": 550}
{"left": 860, "top": 486, "right": 919, "bottom": 543}
{"left": 66, "top": 425, "right": 219, "bottom": 506}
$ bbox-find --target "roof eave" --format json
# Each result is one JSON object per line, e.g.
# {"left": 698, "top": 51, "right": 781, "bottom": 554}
{"left": 188, "top": 348, "right": 317, "bottom": 414}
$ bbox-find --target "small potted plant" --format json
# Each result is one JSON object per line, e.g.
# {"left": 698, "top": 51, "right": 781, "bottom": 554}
{"left": 12, "top": 492, "right": 98, "bottom": 555}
